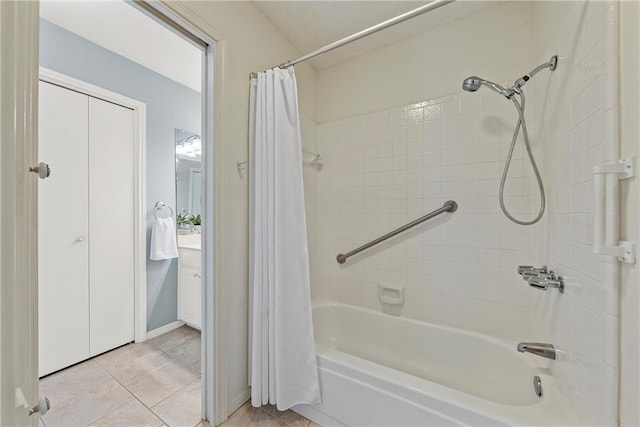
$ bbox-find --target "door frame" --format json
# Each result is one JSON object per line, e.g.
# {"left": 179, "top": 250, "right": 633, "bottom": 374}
{"left": 39, "top": 67, "right": 148, "bottom": 344}
{"left": 134, "top": 2, "right": 230, "bottom": 424}
{"left": 2, "top": 1, "right": 229, "bottom": 425}
{"left": 0, "top": 1, "right": 40, "bottom": 425}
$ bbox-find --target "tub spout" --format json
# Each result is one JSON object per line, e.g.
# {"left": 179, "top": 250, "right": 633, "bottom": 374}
{"left": 517, "top": 342, "right": 556, "bottom": 360}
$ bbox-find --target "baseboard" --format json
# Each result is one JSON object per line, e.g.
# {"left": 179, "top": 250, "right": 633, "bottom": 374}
{"left": 145, "top": 320, "right": 185, "bottom": 340}
{"left": 228, "top": 388, "right": 251, "bottom": 416}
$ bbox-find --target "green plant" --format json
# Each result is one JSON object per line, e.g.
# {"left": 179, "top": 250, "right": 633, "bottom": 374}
{"left": 188, "top": 214, "right": 201, "bottom": 226}
{"left": 176, "top": 213, "right": 190, "bottom": 225}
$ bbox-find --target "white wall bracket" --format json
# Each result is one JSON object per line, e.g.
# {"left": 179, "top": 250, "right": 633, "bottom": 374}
{"left": 592, "top": 157, "right": 636, "bottom": 180}
{"left": 594, "top": 240, "right": 636, "bottom": 264}
{"left": 593, "top": 157, "right": 637, "bottom": 264}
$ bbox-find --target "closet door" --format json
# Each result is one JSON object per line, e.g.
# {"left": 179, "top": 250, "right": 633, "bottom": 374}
{"left": 88, "top": 97, "right": 135, "bottom": 356}
{"left": 38, "top": 81, "right": 90, "bottom": 376}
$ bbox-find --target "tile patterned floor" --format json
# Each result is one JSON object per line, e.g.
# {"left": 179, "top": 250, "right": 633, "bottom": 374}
{"left": 40, "top": 326, "right": 202, "bottom": 427}
{"left": 39, "top": 325, "right": 317, "bottom": 427}
{"left": 220, "top": 403, "right": 317, "bottom": 427}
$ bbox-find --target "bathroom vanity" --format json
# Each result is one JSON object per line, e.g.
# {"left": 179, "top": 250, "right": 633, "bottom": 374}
{"left": 177, "top": 233, "right": 201, "bottom": 330}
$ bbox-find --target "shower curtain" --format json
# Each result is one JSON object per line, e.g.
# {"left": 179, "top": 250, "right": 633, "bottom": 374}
{"left": 248, "top": 67, "right": 320, "bottom": 410}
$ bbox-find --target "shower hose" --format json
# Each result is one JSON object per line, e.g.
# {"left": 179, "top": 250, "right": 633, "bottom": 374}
{"left": 499, "top": 91, "right": 546, "bottom": 225}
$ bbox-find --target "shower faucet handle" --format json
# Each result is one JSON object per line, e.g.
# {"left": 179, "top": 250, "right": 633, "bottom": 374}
{"left": 521, "top": 270, "right": 555, "bottom": 280}
{"left": 517, "top": 265, "right": 547, "bottom": 275}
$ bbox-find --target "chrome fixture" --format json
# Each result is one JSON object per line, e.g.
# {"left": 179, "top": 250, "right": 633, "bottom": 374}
{"left": 154, "top": 201, "right": 174, "bottom": 220}
{"left": 517, "top": 265, "right": 548, "bottom": 276}
{"left": 462, "top": 56, "right": 558, "bottom": 225}
{"left": 518, "top": 265, "right": 564, "bottom": 293}
{"left": 461, "top": 77, "right": 514, "bottom": 99}
{"left": 337, "top": 200, "right": 457, "bottom": 264}
{"left": 527, "top": 274, "right": 565, "bottom": 293}
{"left": 254, "top": 0, "right": 455, "bottom": 74}
{"left": 533, "top": 376, "right": 543, "bottom": 397}
{"left": 517, "top": 342, "right": 556, "bottom": 360}
{"left": 462, "top": 56, "right": 557, "bottom": 101}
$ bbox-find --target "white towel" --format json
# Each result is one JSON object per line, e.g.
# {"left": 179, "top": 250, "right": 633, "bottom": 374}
{"left": 150, "top": 217, "right": 179, "bottom": 260}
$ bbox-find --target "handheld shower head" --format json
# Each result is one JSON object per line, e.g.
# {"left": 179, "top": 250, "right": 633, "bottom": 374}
{"left": 462, "top": 76, "right": 483, "bottom": 92}
{"left": 462, "top": 76, "right": 514, "bottom": 99}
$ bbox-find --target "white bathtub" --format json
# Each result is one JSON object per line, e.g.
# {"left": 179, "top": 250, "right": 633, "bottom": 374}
{"left": 292, "top": 301, "right": 580, "bottom": 426}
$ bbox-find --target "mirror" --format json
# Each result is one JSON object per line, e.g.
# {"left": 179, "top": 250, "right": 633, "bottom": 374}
{"left": 175, "top": 128, "right": 202, "bottom": 228}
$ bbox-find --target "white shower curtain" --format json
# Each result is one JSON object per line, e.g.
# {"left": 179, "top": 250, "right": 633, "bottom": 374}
{"left": 249, "top": 67, "right": 321, "bottom": 410}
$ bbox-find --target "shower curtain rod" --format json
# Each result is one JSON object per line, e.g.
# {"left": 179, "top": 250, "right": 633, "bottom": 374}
{"left": 250, "top": 0, "right": 455, "bottom": 78}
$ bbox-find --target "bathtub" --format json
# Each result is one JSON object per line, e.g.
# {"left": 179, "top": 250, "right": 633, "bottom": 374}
{"left": 292, "top": 301, "right": 580, "bottom": 426}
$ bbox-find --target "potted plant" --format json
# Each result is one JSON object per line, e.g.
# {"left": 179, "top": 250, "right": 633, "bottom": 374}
{"left": 189, "top": 214, "right": 201, "bottom": 233}
{"left": 176, "top": 213, "right": 191, "bottom": 230}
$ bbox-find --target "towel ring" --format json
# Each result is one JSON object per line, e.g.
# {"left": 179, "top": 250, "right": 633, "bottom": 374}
{"left": 154, "top": 201, "right": 174, "bottom": 220}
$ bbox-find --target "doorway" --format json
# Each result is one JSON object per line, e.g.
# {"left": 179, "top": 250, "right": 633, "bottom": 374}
{"left": 35, "top": 1, "right": 217, "bottom": 425}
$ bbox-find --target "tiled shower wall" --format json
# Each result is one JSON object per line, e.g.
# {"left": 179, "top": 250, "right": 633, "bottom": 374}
{"left": 313, "top": 91, "right": 539, "bottom": 341}
{"left": 529, "top": 2, "right": 620, "bottom": 425}
{"left": 305, "top": 2, "right": 633, "bottom": 425}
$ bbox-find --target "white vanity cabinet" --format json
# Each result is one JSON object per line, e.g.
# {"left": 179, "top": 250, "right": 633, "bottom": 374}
{"left": 178, "top": 247, "right": 202, "bottom": 330}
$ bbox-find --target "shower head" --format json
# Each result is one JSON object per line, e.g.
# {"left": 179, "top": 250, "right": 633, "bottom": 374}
{"left": 462, "top": 56, "right": 558, "bottom": 100}
{"left": 462, "top": 76, "right": 514, "bottom": 99}
{"left": 462, "top": 76, "right": 482, "bottom": 92}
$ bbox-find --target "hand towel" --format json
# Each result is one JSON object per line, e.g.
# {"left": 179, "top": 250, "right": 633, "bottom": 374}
{"left": 150, "top": 217, "right": 179, "bottom": 260}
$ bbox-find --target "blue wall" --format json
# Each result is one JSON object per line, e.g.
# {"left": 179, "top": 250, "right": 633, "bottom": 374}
{"left": 40, "top": 19, "right": 202, "bottom": 331}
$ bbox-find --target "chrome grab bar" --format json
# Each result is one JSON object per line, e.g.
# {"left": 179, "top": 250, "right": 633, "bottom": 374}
{"left": 336, "top": 200, "right": 458, "bottom": 264}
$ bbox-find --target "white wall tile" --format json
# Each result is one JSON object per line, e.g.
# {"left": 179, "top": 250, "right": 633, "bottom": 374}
{"left": 311, "top": 90, "right": 533, "bottom": 336}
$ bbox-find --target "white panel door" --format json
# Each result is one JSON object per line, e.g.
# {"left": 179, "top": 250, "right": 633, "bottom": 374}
{"left": 88, "top": 97, "right": 135, "bottom": 356}
{"left": 38, "top": 81, "right": 90, "bottom": 376}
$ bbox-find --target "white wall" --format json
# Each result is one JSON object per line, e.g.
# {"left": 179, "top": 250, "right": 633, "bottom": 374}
{"left": 311, "top": 2, "right": 537, "bottom": 335}
{"left": 316, "top": 1, "right": 533, "bottom": 123}
{"left": 618, "top": 2, "right": 639, "bottom": 426}
{"left": 315, "top": 89, "right": 539, "bottom": 338}
{"left": 529, "top": 1, "right": 638, "bottom": 425}
{"left": 170, "top": 0, "right": 317, "bottom": 416}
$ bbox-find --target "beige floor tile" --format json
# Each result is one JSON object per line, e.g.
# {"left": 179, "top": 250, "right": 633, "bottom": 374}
{"left": 260, "top": 405, "right": 310, "bottom": 427}
{"left": 42, "top": 379, "right": 133, "bottom": 426}
{"left": 39, "top": 328, "right": 204, "bottom": 427}
{"left": 148, "top": 326, "right": 198, "bottom": 352}
{"left": 165, "top": 334, "right": 201, "bottom": 366}
{"left": 307, "top": 422, "right": 321, "bottom": 427}
{"left": 90, "top": 399, "right": 163, "bottom": 427}
{"left": 152, "top": 380, "right": 202, "bottom": 427}
{"left": 220, "top": 402, "right": 282, "bottom": 427}
{"left": 95, "top": 343, "right": 175, "bottom": 386}
{"left": 126, "top": 358, "right": 199, "bottom": 407}
{"left": 40, "top": 360, "right": 112, "bottom": 407}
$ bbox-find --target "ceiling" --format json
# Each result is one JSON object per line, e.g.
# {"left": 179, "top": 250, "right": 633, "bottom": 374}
{"left": 40, "top": 0, "right": 202, "bottom": 92}
{"left": 40, "top": 0, "right": 501, "bottom": 85}
{"left": 252, "top": 1, "right": 501, "bottom": 70}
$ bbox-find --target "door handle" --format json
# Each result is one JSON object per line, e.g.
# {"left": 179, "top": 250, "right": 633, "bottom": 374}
{"left": 29, "top": 162, "right": 51, "bottom": 179}
{"left": 76, "top": 237, "right": 85, "bottom": 243}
